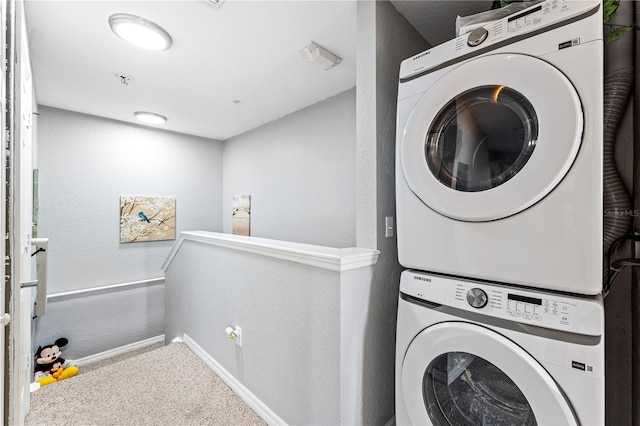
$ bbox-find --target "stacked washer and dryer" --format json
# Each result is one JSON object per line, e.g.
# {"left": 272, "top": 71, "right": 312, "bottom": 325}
{"left": 394, "top": 1, "right": 605, "bottom": 425}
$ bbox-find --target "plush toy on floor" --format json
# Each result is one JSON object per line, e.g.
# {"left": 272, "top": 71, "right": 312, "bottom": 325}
{"left": 34, "top": 337, "right": 79, "bottom": 386}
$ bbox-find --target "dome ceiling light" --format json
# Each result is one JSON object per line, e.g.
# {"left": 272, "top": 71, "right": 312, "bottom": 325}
{"left": 134, "top": 111, "right": 167, "bottom": 125}
{"left": 109, "top": 13, "right": 172, "bottom": 51}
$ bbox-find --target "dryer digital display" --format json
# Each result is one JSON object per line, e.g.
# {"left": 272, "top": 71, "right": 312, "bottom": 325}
{"left": 508, "top": 293, "right": 542, "bottom": 305}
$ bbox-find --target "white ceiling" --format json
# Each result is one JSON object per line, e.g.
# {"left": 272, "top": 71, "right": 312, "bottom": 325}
{"left": 24, "top": 1, "right": 492, "bottom": 141}
{"left": 25, "top": 0, "right": 357, "bottom": 140}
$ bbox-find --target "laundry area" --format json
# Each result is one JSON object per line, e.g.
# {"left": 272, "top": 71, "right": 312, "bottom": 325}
{"left": 394, "top": 1, "right": 636, "bottom": 425}
{"left": 0, "top": 0, "right": 638, "bottom": 425}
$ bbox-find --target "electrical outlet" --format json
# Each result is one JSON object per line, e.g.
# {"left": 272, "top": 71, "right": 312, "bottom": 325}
{"left": 225, "top": 325, "right": 243, "bottom": 347}
{"left": 234, "top": 326, "right": 242, "bottom": 347}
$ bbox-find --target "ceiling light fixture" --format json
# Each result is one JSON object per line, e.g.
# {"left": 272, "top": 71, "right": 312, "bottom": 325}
{"left": 109, "top": 14, "right": 172, "bottom": 51}
{"left": 134, "top": 111, "right": 167, "bottom": 125}
{"left": 300, "top": 42, "right": 342, "bottom": 70}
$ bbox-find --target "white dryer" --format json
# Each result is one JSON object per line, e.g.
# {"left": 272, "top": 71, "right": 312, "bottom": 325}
{"left": 396, "top": 270, "right": 604, "bottom": 425}
{"left": 395, "top": 0, "right": 603, "bottom": 294}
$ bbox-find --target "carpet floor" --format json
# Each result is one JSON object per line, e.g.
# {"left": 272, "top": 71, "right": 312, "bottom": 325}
{"left": 25, "top": 342, "right": 267, "bottom": 426}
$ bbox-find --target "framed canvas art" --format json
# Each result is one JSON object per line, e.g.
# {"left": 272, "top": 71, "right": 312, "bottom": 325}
{"left": 232, "top": 195, "right": 251, "bottom": 236}
{"left": 120, "top": 195, "right": 176, "bottom": 243}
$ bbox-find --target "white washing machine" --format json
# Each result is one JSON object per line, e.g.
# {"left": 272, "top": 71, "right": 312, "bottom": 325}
{"left": 396, "top": 270, "right": 604, "bottom": 425}
{"left": 395, "top": 0, "right": 603, "bottom": 294}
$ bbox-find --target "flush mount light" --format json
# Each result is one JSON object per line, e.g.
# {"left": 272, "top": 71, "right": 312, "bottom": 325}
{"left": 134, "top": 111, "right": 167, "bottom": 125}
{"left": 300, "top": 41, "right": 342, "bottom": 70}
{"left": 109, "top": 14, "right": 172, "bottom": 51}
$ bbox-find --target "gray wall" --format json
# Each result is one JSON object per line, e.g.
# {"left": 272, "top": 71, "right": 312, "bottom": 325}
{"left": 222, "top": 89, "right": 356, "bottom": 248}
{"left": 37, "top": 107, "right": 224, "bottom": 293}
{"left": 35, "top": 107, "right": 224, "bottom": 357}
{"left": 35, "top": 283, "right": 165, "bottom": 359}
{"left": 354, "top": 1, "right": 429, "bottom": 424}
{"left": 164, "top": 240, "right": 341, "bottom": 425}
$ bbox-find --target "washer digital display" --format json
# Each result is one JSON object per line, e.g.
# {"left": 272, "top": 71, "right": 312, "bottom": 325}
{"left": 508, "top": 294, "right": 542, "bottom": 306}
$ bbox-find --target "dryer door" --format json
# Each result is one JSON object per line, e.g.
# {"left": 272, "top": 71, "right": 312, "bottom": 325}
{"left": 401, "top": 321, "right": 578, "bottom": 425}
{"left": 400, "top": 53, "right": 582, "bottom": 222}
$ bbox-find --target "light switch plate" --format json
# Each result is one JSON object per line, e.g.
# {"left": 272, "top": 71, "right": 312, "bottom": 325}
{"left": 385, "top": 216, "right": 394, "bottom": 238}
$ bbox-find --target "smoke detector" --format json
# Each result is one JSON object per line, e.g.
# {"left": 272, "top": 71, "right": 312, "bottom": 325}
{"left": 300, "top": 42, "right": 342, "bottom": 70}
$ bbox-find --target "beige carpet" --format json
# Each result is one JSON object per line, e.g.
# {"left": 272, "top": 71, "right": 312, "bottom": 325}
{"left": 25, "top": 342, "right": 267, "bottom": 426}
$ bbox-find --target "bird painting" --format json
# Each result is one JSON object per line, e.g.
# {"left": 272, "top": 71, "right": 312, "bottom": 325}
{"left": 120, "top": 196, "right": 176, "bottom": 243}
{"left": 138, "top": 212, "right": 151, "bottom": 223}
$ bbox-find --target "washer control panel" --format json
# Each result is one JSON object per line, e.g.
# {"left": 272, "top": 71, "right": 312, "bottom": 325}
{"left": 400, "top": 270, "right": 603, "bottom": 336}
{"left": 453, "top": 281, "right": 574, "bottom": 327}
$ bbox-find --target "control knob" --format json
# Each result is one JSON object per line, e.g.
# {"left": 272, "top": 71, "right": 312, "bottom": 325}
{"left": 466, "top": 288, "right": 488, "bottom": 309}
{"left": 467, "top": 27, "right": 489, "bottom": 47}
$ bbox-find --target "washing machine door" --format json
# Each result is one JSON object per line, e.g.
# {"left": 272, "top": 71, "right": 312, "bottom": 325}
{"left": 401, "top": 321, "right": 578, "bottom": 425}
{"left": 400, "top": 54, "right": 582, "bottom": 222}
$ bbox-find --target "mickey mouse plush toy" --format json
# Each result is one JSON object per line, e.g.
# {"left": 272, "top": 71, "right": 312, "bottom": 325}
{"left": 34, "top": 337, "right": 79, "bottom": 386}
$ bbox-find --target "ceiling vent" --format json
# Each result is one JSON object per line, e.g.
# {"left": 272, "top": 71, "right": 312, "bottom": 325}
{"left": 204, "top": 0, "right": 225, "bottom": 7}
{"left": 114, "top": 73, "right": 133, "bottom": 85}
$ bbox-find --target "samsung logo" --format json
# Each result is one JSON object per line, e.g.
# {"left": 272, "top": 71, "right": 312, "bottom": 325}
{"left": 559, "top": 38, "right": 580, "bottom": 50}
{"left": 413, "top": 275, "right": 431, "bottom": 282}
{"left": 572, "top": 361, "right": 586, "bottom": 371}
{"left": 412, "top": 51, "right": 431, "bottom": 60}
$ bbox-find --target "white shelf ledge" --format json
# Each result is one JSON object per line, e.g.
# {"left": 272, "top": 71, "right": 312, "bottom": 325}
{"left": 162, "top": 231, "right": 379, "bottom": 272}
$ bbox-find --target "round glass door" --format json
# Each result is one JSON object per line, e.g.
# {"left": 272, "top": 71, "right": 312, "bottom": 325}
{"left": 401, "top": 322, "right": 577, "bottom": 426}
{"left": 426, "top": 86, "right": 538, "bottom": 193}
{"left": 423, "top": 352, "right": 536, "bottom": 425}
{"left": 400, "top": 54, "right": 582, "bottom": 221}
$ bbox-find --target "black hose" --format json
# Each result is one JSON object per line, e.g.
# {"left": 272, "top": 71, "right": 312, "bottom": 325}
{"left": 603, "top": 67, "right": 634, "bottom": 251}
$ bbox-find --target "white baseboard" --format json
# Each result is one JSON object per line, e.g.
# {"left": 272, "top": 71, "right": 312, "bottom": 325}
{"left": 182, "top": 333, "right": 287, "bottom": 426}
{"left": 75, "top": 335, "right": 165, "bottom": 367}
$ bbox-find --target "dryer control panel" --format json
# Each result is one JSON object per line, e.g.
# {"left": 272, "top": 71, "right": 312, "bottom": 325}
{"left": 400, "top": 270, "right": 603, "bottom": 336}
{"left": 399, "top": 0, "right": 601, "bottom": 82}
